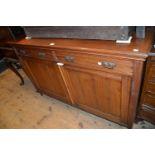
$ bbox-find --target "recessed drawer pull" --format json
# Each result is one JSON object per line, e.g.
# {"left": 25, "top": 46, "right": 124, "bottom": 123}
{"left": 98, "top": 61, "right": 116, "bottom": 69}
{"left": 38, "top": 52, "right": 46, "bottom": 58}
{"left": 64, "top": 56, "right": 74, "bottom": 63}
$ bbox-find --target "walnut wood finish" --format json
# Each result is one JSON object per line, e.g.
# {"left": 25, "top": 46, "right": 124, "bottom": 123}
{"left": 138, "top": 45, "right": 155, "bottom": 124}
{"left": 60, "top": 65, "right": 131, "bottom": 126}
{"left": 17, "top": 49, "right": 71, "bottom": 103}
{"left": 9, "top": 29, "right": 154, "bottom": 128}
{"left": 8, "top": 30, "right": 154, "bottom": 60}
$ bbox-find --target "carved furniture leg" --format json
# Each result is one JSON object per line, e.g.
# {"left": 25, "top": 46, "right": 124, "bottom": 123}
{"left": 4, "top": 58, "right": 24, "bottom": 85}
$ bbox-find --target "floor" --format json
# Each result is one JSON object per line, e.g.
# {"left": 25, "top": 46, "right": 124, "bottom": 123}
{"left": 0, "top": 69, "right": 155, "bottom": 129}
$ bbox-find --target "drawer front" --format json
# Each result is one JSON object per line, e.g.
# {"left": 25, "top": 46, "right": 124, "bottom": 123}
{"left": 148, "top": 63, "right": 155, "bottom": 82}
{"left": 146, "top": 82, "right": 155, "bottom": 95}
{"left": 150, "top": 56, "right": 155, "bottom": 62}
{"left": 139, "top": 104, "right": 155, "bottom": 124}
{"left": 17, "top": 48, "right": 56, "bottom": 61}
{"left": 142, "top": 93, "right": 155, "bottom": 109}
{"left": 55, "top": 50, "right": 133, "bottom": 76}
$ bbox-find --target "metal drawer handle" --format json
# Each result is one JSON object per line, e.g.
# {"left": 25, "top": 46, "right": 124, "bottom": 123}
{"left": 98, "top": 61, "right": 116, "bottom": 69}
{"left": 19, "top": 49, "right": 26, "bottom": 55}
{"left": 64, "top": 56, "right": 74, "bottom": 63}
{"left": 38, "top": 52, "right": 46, "bottom": 58}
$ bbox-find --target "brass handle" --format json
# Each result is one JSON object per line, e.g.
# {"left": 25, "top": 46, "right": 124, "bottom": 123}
{"left": 38, "top": 52, "right": 46, "bottom": 58}
{"left": 98, "top": 61, "right": 116, "bottom": 69}
{"left": 64, "top": 56, "right": 74, "bottom": 63}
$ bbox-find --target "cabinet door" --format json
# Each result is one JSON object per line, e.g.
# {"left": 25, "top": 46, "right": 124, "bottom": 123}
{"left": 61, "top": 65, "right": 131, "bottom": 125}
{"left": 19, "top": 56, "right": 40, "bottom": 90}
{"left": 21, "top": 57, "right": 71, "bottom": 103}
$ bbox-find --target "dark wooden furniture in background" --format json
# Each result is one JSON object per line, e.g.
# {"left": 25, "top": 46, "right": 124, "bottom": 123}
{"left": 0, "top": 26, "right": 25, "bottom": 85}
{"left": 9, "top": 29, "right": 154, "bottom": 128}
{"left": 138, "top": 44, "right": 155, "bottom": 124}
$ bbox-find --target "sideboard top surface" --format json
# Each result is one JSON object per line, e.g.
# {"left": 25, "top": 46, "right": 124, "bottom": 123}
{"left": 8, "top": 29, "right": 154, "bottom": 60}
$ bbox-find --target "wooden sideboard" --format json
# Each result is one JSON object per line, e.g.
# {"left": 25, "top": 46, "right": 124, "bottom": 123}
{"left": 8, "top": 30, "right": 154, "bottom": 128}
{"left": 138, "top": 44, "right": 155, "bottom": 124}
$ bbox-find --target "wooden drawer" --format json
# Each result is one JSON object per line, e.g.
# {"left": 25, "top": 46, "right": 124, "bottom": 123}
{"left": 148, "top": 63, "right": 155, "bottom": 82}
{"left": 146, "top": 82, "right": 155, "bottom": 95}
{"left": 142, "top": 93, "right": 155, "bottom": 109}
{"left": 150, "top": 56, "right": 155, "bottom": 62}
{"left": 17, "top": 48, "right": 56, "bottom": 61}
{"left": 55, "top": 50, "right": 134, "bottom": 76}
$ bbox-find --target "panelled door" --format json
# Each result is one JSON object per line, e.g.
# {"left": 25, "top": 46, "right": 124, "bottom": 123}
{"left": 60, "top": 64, "right": 131, "bottom": 125}
{"left": 21, "top": 56, "right": 71, "bottom": 103}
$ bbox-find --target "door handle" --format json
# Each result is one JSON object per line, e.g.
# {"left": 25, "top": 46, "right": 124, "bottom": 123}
{"left": 38, "top": 52, "right": 46, "bottom": 58}
{"left": 98, "top": 61, "right": 116, "bottom": 69}
{"left": 64, "top": 56, "right": 74, "bottom": 63}
{"left": 19, "top": 49, "right": 26, "bottom": 55}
